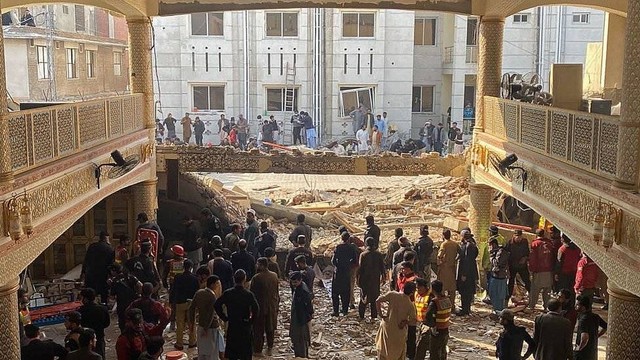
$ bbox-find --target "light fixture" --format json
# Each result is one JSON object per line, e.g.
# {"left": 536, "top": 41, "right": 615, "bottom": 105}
{"left": 599, "top": 203, "right": 621, "bottom": 249}
{"left": 2, "top": 191, "right": 34, "bottom": 242}
{"left": 93, "top": 150, "right": 140, "bottom": 189}
{"left": 495, "top": 153, "right": 528, "bottom": 191}
{"left": 592, "top": 204, "right": 604, "bottom": 245}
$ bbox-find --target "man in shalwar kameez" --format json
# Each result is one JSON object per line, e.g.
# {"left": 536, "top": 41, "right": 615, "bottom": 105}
{"left": 375, "top": 282, "right": 417, "bottom": 360}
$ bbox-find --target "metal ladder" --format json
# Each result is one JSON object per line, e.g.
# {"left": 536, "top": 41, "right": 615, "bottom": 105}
{"left": 282, "top": 62, "right": 296, "bottom": 144}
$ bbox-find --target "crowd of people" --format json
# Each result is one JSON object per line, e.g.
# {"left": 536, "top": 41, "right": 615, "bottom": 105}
{"left": 18, "top": 204, "right": 608, "bottom": 360}
{"left": 154, "top": 108, "right": 467, "bottom": 157}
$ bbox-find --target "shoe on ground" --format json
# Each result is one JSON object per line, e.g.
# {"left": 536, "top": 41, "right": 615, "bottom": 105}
{"left": 266, "top": 348, "right": 273, "bottom": 356}
{"left": 331, "top": 312, "right": 339, "bottom": 317}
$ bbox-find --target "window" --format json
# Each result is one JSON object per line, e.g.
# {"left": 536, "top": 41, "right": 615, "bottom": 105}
{"left": 266, "top": 12, "right": 298, "bottom": 37}
{"left": 342, "top": 13, "right": 375, "bottom": 38}
{"left": 36, "top": 46, "right": 49, "bottom": 79}
{"left": 513, "top": 13, "right": 529, "bottom": 23}
{"left": 339, "top": 87, "right": 375, "bottom": 117}
{"left": 86, "top": 50, "right": 96, "bottom": 78}
{"left": 62, "top": 5, "right": 69, "bottom": 14}
{"left": 113, "top": 52, "right": 122, "bottom": 76}
{"left": 414, "top": 18, "right": 436, "bottom": 46}
{"left": 466, "top": 18, "right": 478, "bottom": 45}
{"left": 572, "top": 13, "right": 590, "bottom": 24}
{"left": 193, "top": 85, "right": 225, "bottom": 111}
{"left": 66, "top": 48, "right": 77, "bottom": 79}
{"left": 266, "top": 88, "right": 299, "bottom": 111}
{"left": 191, "top": 12, "right": 224, "bottom": 36}
{"left": 412, "top": 86, "right": 435, "bottom": 113}
{"left": 75, "top": 5, "right": 85, "bottom": 32}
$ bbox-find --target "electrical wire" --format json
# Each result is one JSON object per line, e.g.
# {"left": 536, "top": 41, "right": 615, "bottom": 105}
{"left": 150, "top": 18, "right": 163, "bottom": 117}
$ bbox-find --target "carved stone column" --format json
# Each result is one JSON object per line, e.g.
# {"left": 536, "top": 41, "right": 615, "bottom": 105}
{"left": 475, "top": 18, "right": 504, "bottom": 133}
{"left": 126, "top": 17, "right": 154, "bottom": 130}
{"left": 614, "top": 0, "right": 640, "bottom": 189}
{"left": 133, "top": 179, "right": 158, "bottom": 220}
{"left": 607, "top": 280, "right": 640, "bottom": 359}
{"left": 0, "top": 20, "right": 12, "bottom": 183}
{"left": 469, "top": 183, "right": 494, "bottom": 289}
{"left": 0, "top": 278, "right": 21, "bottom": 360}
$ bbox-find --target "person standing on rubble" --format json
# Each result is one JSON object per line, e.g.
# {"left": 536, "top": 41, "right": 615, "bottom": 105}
{"left": 424, "top": 280, "right": 452, "bottom": 360}
{"left": 332, "top": 232, "right": 359, "bottom": 316}
{"left": 289, "top": 214, "right": 313, "bottom": 249}
{"left": 437, "top": 229, "right": 460, "bottom": 307}
{"left": 357, "top": 237, "right": 386, "bottom": 320}
{"left": 250, "top": 258, "right": 280, "bottom": 357}
{"left": 214, "top": 270, "right": 259, "bottom": 360}
{"left": 290, "top": 271, "right": 314, "bottom": 358}
{"left": 456, "top": 229, "right": 478, "bottom": 316}
{"left": 364, "top": 215, "right": 381, "bottom": 250}
{"left": 415, "top": 225, "right": 434, "bottom": 278}
{"left": 385, "top": 228, "right": 404, "bottom": 290}
{"left": 375, "top": 281, "right": 417, "bottom": 360}
{"left": 285, "top": 235, "right": 314, "bottom": 274}
{"left": 243, "top": 209, "right": 260, "bottom": 256}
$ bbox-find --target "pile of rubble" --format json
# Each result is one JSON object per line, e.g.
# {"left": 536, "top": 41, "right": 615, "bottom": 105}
{"left": 221, "top": 175, "right": 470, "bottom": 254}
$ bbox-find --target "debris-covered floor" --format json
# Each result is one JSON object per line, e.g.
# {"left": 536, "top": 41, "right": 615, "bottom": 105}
{"left": 41, "top": 278, "right": 608, "bottom": 359}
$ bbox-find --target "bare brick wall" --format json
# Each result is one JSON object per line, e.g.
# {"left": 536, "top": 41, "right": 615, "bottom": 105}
{"left": 27, "top": 42, "right": 130, "bottom": 101}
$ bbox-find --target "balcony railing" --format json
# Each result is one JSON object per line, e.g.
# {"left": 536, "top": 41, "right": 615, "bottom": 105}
{"left": 466, "top": 45, "right": 478, "bottom": 63}
{"left": 443, "top": 46, "right": 453, "bottom": 64}
{"left": 7, "top": 94, "right": 144, "bottom": 174}
{"left": 484, "top": 96, "right": 620, "bottom": 179}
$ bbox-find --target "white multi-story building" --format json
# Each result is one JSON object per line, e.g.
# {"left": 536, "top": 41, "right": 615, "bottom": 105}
{"left": 152, "top": 6, "right": 605, "bottom": 143}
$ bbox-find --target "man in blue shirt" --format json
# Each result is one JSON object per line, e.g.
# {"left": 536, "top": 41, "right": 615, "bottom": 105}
{"left": 375, "top": 114, "right": 387, "bottom": 148}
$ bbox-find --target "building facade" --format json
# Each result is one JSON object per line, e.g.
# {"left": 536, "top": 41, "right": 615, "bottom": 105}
{"left": 152, "top": 6, "right": 605, "bottom": 143}
{"left": 3, "top": 5, "right": 130, "bottom": 104}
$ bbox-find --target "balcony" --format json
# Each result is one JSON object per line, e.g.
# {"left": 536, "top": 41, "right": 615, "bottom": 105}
{"left": 483, "top": 96, "right": 619, "bottom": 180}
{"left": 7, "top": 94, "right": 145, "bottom": 175}
{"left": 465, "top": 45, "right": 478, "bottom": 63}
{"left": 443, "top": 46, "right": 453, "bottom": 64}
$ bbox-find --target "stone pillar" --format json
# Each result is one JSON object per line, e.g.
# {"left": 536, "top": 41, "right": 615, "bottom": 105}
{"left": 0, "top": 20, "right": 12, "bottom": 183}
{"left": 126, "top": 17, "right": 154, "bottom": 130}
{"left": 614, "top": 0, "right": 640, "bottom": 189}
{"left": 133, "top": 179, "right": 158, "bottom": 220}
{"left": 475, "top": 18, "right": 504, "bottom": 133}
{"left": 602, "top": 13, "right": 625, "bottom": 92}
{"left": 607, "top": 280, "right": 640, "bottom": 359}
{"left": 469, "top": 183, "right": 494, "bottom": 289}
{"left": 0, "top": 278, "right": 21, "bottom": 360}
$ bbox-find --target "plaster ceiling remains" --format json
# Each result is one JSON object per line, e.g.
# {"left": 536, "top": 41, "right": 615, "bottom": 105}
{"left": 0, "top": 0, "right": 628, "bottom": 18}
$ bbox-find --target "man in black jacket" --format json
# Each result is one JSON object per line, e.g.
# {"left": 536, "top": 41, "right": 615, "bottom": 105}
{"left": 415, "top": 225, "right": 434, "bottom": 277}
{"left": 208, "top": 248, "right": 234, "bottom": 291}
{"left": 214, "top": 270, "right": 260, "bottom": 360}
{"left": 290, "top": 271, "right": 314, "bottom": 358}
{"left": 456, "top": 230, "right": 478, "bottom": 316}
{"left": 231, "top": 240, "right": 257, "bottom": 279}
{"left": 288, "top": 214, "right": 313, "bottom": 249}
{"left": 82, "top": 231, "right": 114, "bottom": 305}
{"left": 364, "top": 215, "right": 381, "bottom": 250}
{"left": 182, "top": 216, "right": 203, "bottom": 265}
{"left": 331, "top": 232, "right": 358, "bottom": 316}
{"left": 78, "top": 288, "right": 110, "bottom": 359}
{"left": 171, "top": 259, "right": 200, "bottom": 350}
{"left": 21, "top": 324, "right": 67, "bottom": 360}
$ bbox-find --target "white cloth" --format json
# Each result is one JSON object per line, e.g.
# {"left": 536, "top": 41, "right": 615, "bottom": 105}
{"left": 453, "top": 144, "right": 465, "bottom": 154}
{"left": 356, "top": 129, "right": 369, "bottom": 152}
{"left": 197, "top": 326, "right": 225, "bottom": 360}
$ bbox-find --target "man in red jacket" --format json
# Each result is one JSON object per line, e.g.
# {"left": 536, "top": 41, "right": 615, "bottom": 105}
{"left": 528, "top": 229, "right": 554, "bottom": 311}
{"left": 575, "top": 253, "right": 599, "bottom": 302}
{"left": 556, "top": 234, "right": 582, "bottom": 292}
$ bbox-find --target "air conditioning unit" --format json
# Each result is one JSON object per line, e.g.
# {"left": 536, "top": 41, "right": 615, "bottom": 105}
{"left": 79, "top": 44, "right": 84, "bottom": 53}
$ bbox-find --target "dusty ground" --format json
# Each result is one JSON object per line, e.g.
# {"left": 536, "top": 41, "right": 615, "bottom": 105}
{"left": 41, "top": 280, "right": 608, "bottom": 359}
{"left": 40, "top": 173, "right": 608, "bottom": 358}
